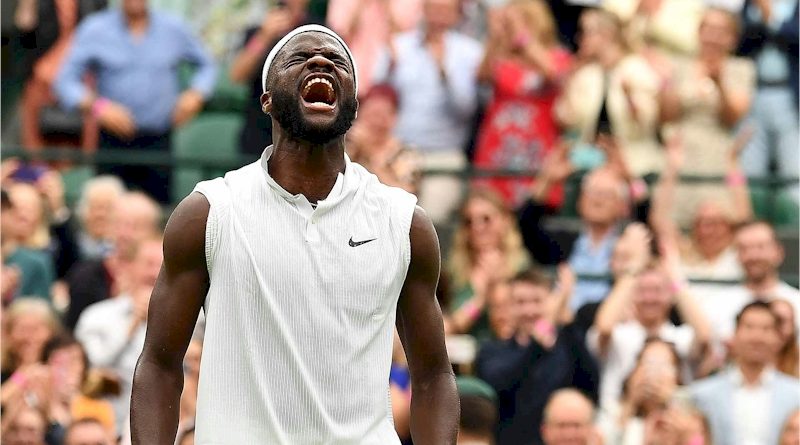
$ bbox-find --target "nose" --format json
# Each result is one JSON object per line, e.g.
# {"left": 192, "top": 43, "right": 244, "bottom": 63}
{"left": 306, "top": 54, "right": 335, "bottom": 72}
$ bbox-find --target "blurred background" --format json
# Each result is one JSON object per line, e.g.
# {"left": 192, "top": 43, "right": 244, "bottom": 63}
{"left": 0, "top": 0, "right": 798, "bottom": 444}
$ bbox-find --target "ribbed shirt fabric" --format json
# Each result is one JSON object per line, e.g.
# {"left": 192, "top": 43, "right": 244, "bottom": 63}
{"left": 192, "top": 146, "right": 417, "bottom": 444}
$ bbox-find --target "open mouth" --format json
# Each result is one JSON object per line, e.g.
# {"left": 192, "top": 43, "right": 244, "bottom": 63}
{"left": 301, "top": 74, "right": 337, "bottom": 112}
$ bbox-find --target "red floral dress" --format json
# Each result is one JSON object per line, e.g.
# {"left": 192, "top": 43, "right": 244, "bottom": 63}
{"left": 473, "top": 49, "right": 572, "bottom": 208}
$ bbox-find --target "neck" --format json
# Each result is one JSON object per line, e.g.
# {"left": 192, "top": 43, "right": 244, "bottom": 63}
{"left": 425, "top": 27, "right": 446, "bottom": 42}
{"left": 599, "top": 45, "right": 624, "bottom": 69}
{"left": 738, "top": 361, "right": 767, "bottom": 385}
{"left": 697, "top": 241, "right": 728, "bottom": 261}
{"left": 746, "top": 273, "right": 779, "bottom": 294}
{"left": 124, "top": 10, "right": 149, "bottom": 34}
{"left": 269, "top": 131, "right": 347, "bottom": 203}
{"left": 639, "top": 317, "right": 664, "bottom": 333}
{"left": 586, "top": 222, "right": 613, "bottom": 245}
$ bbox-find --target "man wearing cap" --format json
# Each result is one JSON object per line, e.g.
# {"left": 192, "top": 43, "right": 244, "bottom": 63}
{"left": 130, "top": 25, "right": 459, "bottom": 445}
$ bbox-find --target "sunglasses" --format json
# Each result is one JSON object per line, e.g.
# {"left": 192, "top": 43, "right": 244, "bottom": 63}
{"left": 464, "top": 214, "right": 495, "bottom": 228}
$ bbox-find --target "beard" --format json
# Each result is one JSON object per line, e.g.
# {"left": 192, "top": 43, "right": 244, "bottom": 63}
{"left": 270, "top": 86, "right": 357, "bottom": 144}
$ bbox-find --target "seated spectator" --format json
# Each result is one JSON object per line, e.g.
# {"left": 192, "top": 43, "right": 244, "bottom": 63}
{"left": 476, "top": 268, "right": 598, "bottom": 445}
{"left": 65, "top": 418, "right": 115, "bottom": 445}
{"left": 738, "top": 0, "right": 799, "bottom": 201}
{"left": 15, "top": 0, "right": 106, "bottom": 152}
{"left": 660, "top": 7, "right": 755, "bottom": 226}
{"left": 771, "top": 299, "right": 799, "bottom": 377}
{"left": 65, "top": 191, "right": 161, "bottom": 330}
{"left": 486, "top": 280, "right": 516, "bottom": 342}
{"left": 346, "top": 84, "right": 422, "bottom": 194}
{"left": 456, "top": 376, "right": 498, "bottom": 445}
{"left": 520, "top": 165, "right": 637, "bottom": 310}
{"left": 229, "top": 0, "right": 321, "bottom": 157}
{"left": 472, "top": 0, "right": 572, "bottom": 208}
{"left": 1, "top": 189, "right": 55, "bottom": 301}
{"left": 540, "top": 389, "right": 597, "bottom": 445}
{"left": 373, "top": 0, "right": 484, "bottom": 224}
{"left": 54, "top": 0, "right": 217, "bottom": 203}
{"left": 699, "top": 220, "right": 800, "bottom": 351}
{"left": 1, "top": 404, "right": 48, "bottom": 445}
{"left": 588, "top": 224, "right": 711, "bottom": 415}
{"left": 556, "top": 8, "right": 662, "bottom": 178}
{"left": 41, "top": 334, "right": 116, "bottom": 442}
{"left": 4, "top": 168, "right": 81, "bottom": 281}
{"left": 326, "top": 0, "right": 422, "bottom": 96}
{"left": 74, "top": 236, "right": 163, "bottom": 432}
{"left": 782, "top": 410, "right": 800, "bottom": 445}
{"left": 690, "top": 302, "right": 800, "bottom": 445}
{"left": 0, "top": 298, "right": 60, "bottom": 382}
{"left": 75, "top": 175, "right": 125, "bottom": 261}
{"left": 445, "top": 188, "right": 530, "bottom": 340}
{"left": 649, "top": 134, "right": 750, "bottom": 281}
{"left": 607, "top": 338, "right": 706, "bottom": 444}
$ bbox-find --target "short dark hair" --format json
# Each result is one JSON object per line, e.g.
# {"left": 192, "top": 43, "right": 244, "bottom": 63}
{"left": 1, "top": 189, "right": 11, "bottom": 210}
{"left": 736, "top": 301, "right": 780, "bottom": 329}
{"left": 511, "top": 268, "right": 553, "bottom": 290}
{"left": 42, "top": 333, "right": 90, "bottom": 383}
{"left": 736, "top": 220, "right": 778, "bottom": 242}
{"left": 459, "top": 394, "right": 497, "bottom": 439}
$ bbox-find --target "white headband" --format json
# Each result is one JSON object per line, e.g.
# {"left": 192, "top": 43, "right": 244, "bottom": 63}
{"left": 261, "top": 24, "right": 358, "bottom": 95}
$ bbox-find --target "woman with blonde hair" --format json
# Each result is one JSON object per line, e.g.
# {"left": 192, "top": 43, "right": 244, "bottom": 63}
{"left": 473, "top": 0, "right": 572, "bottom": 208}
{"left": 1, "top": 298, "right": 60, "bottom": 382}
{"left": 445, "top": 188, "right": 530, "bottom": 339}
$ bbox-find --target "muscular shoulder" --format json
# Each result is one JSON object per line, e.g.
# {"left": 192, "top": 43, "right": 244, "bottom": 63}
{"left": 163, "top": 192, "right": 210, "bottom": 274}
{"left": 408, "top": 206, "right": 440, "bottom": 279}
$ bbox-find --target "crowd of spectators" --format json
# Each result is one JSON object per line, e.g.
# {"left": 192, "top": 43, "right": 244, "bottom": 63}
{"left": 1, "top": 0, "right": 799, "bottom": 444}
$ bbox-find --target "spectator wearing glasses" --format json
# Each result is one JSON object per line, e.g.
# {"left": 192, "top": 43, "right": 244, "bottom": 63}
{"left": 445, "top": 188, "right": 530, "bottom": 340}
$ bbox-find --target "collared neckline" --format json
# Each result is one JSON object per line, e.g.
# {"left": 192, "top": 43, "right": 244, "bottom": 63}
{"left": 259, "top": 145, "right": 351, "bottom": 209}
{"left": 730, "top": 365, "right": 776, "bottom": 388}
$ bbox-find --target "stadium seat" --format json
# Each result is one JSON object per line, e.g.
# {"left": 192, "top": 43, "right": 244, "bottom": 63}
{"left": 750, "top": 185, "right": 799, "bottom": 229}
{"left": 62, "top": 166, "right": 95, "bottom": 209}
{"left": 171, "top": 112, "right": 244, "bottom": 201}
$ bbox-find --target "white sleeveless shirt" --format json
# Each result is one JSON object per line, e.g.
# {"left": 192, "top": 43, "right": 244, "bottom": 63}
{"left": 192, "top": 147, "right": 417, "bottom": 444}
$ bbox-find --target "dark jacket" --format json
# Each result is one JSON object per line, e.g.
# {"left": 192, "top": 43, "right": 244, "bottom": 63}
{"left": 738, "top": 0, "right": 799, "bottom": 110}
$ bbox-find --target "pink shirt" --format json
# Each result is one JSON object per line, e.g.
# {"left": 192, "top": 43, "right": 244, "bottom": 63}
{"left": 327, "top": 0, "right": 423, "bottom": 95}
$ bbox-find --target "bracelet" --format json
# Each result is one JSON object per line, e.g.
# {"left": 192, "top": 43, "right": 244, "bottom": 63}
{"left": 462, "top": 300, "right": 482, "bottom": 322}
{"left": 726, "top": 171, "right": 746, "bottom": 187}
{"left": 91, "top": 98, "right": 110, "bottom": 118}
{"left": 246, "top": 35, "right": 268, "bottom": 56}
{"left": 9, "top": 371, "right": 27, "bottom": 387}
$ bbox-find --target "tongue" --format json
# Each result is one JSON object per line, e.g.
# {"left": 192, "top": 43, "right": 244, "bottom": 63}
{"left": 303, "top": 100, "right": 335, "bottom": 112}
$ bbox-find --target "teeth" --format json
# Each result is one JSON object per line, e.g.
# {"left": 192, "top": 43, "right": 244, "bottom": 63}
{"left": 303, "top": 77, "right": 334, "bottom": 92}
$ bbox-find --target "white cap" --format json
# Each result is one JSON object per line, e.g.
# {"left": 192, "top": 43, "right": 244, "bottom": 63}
{"left": 261, "top": 24, "right": 358, "bottom": 95}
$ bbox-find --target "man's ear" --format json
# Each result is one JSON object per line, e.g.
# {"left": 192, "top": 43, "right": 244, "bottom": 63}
{"left": 260, "top": 92, "right": 272, "bottom": 114}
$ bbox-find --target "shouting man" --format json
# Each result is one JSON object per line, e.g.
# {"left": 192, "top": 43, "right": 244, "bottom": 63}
{"left": 130, "top": 25, "right": 458, "bottom": 444}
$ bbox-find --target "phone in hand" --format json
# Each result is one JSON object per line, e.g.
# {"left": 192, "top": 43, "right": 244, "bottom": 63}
{"left": 10, "top": 165, "right": 48, "bottom": 183}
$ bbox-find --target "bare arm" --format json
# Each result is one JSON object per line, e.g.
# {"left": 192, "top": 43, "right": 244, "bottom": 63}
{"left": 396, "top": 206, "right": 459, "bottom": 445}
{"left": 130, "top": 193, "right": 210, "bottom": 445}
{"left": 727, "top": 127, "right": 754, "bottom": 223}
{"left": 648, "top": 136, "right": 683, "bottom": 245}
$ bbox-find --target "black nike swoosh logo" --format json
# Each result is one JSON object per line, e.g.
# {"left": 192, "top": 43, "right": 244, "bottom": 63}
{"left": 349, "top": 237, "right": 377, "bottom": 247}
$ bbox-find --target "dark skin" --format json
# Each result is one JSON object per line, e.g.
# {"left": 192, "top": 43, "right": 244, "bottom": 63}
{"left": 130, "top": 32, "right": 459, "bottom": 444}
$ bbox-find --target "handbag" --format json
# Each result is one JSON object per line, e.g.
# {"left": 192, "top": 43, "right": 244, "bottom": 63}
{"left": 39, "top": 104, "right": 84, "bottom": 138}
